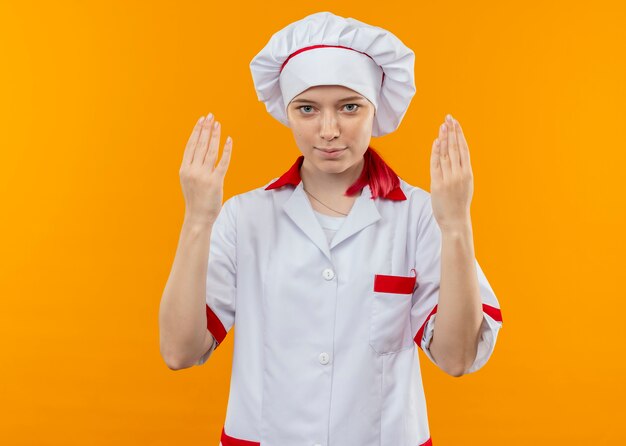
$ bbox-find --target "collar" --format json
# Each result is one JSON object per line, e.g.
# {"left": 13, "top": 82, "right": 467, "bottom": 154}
{"left": 264, "top": 150, "right": 406, "bottom": 201}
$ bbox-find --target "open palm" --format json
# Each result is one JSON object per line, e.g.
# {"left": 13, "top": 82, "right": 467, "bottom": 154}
{"left": 429, "top": 114, "right": 474, "bottom": 233}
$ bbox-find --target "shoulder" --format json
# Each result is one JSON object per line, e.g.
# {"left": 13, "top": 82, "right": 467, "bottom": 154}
{"left": 224, "top": 177, "right": 282, "bottom": 213}
{"left": 397, "top": 177, "right": 431, "bottom": 208}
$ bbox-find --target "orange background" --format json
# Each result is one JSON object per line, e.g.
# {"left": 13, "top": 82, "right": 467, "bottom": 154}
{"left": 1, "top": 0, "right": 625, "bottom": 444}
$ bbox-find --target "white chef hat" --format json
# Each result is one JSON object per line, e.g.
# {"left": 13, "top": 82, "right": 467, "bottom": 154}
{"left": 249, "top": 11, "right": 416, "bottom": 137}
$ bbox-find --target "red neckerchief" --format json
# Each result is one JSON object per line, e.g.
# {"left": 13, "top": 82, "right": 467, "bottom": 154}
{"left": 264, "top": 147, "right": 407, "bottom": 200}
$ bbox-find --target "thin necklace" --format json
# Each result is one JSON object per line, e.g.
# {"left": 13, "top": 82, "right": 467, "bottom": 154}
{"left": 303, "top": 187, "right": 349, "bottom": 216}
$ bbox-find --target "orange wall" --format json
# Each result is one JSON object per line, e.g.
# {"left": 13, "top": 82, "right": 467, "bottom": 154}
{"left": 1, "top": 0, "right": 625, "bottom": 444}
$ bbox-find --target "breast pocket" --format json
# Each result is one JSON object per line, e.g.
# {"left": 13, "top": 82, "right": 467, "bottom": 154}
{"left": 369, "top": 269, "right": 417, "bottom": 355}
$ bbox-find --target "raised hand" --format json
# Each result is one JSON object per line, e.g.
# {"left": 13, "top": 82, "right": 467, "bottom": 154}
{"left": 179, "top": 113, "right": 233, "bottom": 227}
{"left": 429, "top": 114, "right": 474, "bottom": 233}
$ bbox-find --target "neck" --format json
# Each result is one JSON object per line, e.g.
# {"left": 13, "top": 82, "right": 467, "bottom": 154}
{"left": 300, "top": 156, "right": 365, "bottom": 197}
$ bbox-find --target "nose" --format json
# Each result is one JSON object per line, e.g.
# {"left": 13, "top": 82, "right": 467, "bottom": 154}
{"left": 319, "top": 112, "right": 340, "bottom": 141}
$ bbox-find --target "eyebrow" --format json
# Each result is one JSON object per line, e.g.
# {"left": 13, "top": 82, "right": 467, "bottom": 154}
{"left": 291, "top": 95, "right": 366, "bottom": 105}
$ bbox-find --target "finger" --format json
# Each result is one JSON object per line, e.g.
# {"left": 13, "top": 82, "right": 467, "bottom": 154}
{"left": 438, "top": 121, "right": 450, "bottom": 181}
{"left": 192, "top": 114, "right": 215, "bottom": 165}
{"left": 215, "top": 136, "right": 233, "bottom": 175}
{"left": 430, "top": 137, "right": 443, "bottom": 185}
{"left": 203, "top": 119, "right": 221, "bottom": 169}
{"left": 182, "top": 116, "right": 205, "bottom": 166}
{"left": 455, "top": 119, "right": 471, "bottom": 168}
{"left": 446, "top": 114, "right": 461, "bottom": 173}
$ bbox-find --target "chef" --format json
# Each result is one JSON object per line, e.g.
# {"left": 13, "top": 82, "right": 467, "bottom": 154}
{"left": 195, "top": 11, "right": 503, "bottom": 446}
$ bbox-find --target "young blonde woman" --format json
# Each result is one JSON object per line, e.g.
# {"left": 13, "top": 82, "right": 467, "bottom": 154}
{"left": 159, "top": 11, "right": 503, "bottom": 446}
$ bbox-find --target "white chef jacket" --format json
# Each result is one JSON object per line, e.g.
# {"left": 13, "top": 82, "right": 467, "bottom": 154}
{"left": 196, "top": 155, "right": 503, "bottom": 446}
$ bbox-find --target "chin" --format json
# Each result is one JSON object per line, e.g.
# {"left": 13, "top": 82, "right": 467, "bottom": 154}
{"left": 314, "top": 158, "right": 354, "bottom": 174}
{"left": 323, "top": 163, "right": 349, "bottom": 172}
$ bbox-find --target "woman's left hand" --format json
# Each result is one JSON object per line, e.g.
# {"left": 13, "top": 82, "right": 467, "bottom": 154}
{"left": 429, "top": 114, "right": 474, "bottom": 233}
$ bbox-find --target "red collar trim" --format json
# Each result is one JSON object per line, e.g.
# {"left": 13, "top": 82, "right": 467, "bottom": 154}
{"left": 264, "top": 149, "right": 406, "bottom": 201}
{"left": 264, "top": 155, "right": 306, "bottom": 191}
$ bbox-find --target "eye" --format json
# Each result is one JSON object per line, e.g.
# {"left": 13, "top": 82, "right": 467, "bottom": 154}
{"left": 298, "top": 105, "right": 314, "bottom": 114}
{"left": 344, "top": 104, "right": 360, "bottom": 112}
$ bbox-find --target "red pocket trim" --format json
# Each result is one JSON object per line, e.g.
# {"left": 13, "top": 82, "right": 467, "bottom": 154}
{"left": 374, "top": 268, "right": 417, "bottom": 294}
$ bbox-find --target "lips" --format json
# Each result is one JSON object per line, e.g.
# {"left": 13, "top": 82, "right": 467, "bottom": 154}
{"left": 317, "top": 148, "right": 346, "bottom": 159}
{"left": 316, "top": 147, "right": 347, "bottom": 153}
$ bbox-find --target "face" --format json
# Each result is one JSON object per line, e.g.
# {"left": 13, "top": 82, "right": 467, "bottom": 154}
{"left": 286, "top": 85, "right": 375, "bottom": 176}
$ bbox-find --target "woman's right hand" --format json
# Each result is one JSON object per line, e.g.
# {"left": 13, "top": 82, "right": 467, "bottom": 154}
{"left": 179, "top": 113, "right": 233, "bottom": 227}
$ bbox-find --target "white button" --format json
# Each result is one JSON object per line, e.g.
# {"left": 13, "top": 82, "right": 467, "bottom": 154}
{"left": 319, "top": 352, "right": 330, "bottom": 365}
{"left": 322, "top": 268, "right": 335, "bottom": 280}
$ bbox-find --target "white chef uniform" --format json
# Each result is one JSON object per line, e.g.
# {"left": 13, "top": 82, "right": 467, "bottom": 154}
{"left": 195, "top": 154, "right": 503, "bottom": 446}
{"left": 195, "top": 10, "right": 504, "bottom": 446}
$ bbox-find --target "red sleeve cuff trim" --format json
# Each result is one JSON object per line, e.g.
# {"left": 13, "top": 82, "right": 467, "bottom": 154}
{"left": 413, "top": 303, "right": 503, "bottom": 348}
{"left": 414, "top": 305, "right": 439, "bottom": 348}
{"left": 483, "top": 303, "right": 503, "bottom": 322}
{"left": 206, "top": 303, "right": 227, "bottom": 347}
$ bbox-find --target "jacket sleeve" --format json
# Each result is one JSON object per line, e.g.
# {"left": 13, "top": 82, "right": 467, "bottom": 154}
{"left": 195, "top": 195, "right": 238, "bottom": 366}
{"left": 409, "top": 195, "right": 503, "bottom": 374}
